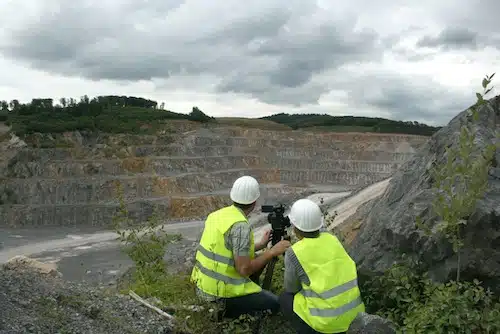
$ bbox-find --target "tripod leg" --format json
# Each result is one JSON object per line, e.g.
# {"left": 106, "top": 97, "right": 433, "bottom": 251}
{"left": 261, "top": 257, "right": 277, "bottom": 291}
{"left": 252, "top": 256, "right": 278, "bottom": 334}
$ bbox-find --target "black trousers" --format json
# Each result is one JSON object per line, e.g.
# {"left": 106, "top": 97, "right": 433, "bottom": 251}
{"left": 279, "top": 292, "right": 346, "bottom": 334}
{"left": 219, "top": 267, "right": 280, "bottom": 319}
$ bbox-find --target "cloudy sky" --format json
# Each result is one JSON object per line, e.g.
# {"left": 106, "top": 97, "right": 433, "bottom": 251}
{"left": 0, "top": 0, "right": 498, "bottom": 125}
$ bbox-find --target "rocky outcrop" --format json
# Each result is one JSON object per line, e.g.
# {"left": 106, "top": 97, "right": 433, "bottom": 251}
{"left": 4, "top": 255, "right": 60, "bottom": 277}
{"left": 347, "top": 96, "right": 500, "bottom": 292}
{"left": 0, "top": 125, "right": 428, "bottom": 227}
{"left": 347, "top": 312, "right": 396, "bottom": 334}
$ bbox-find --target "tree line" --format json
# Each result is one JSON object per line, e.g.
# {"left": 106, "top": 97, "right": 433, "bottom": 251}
{"left": 0, "top": 95, "right": 214, "bottom": 135}
{"left": 0, "top": 95, "right": 440, "bottom": 136}
{"left": 261, "top": 113, "right": 441, "bottom": 136}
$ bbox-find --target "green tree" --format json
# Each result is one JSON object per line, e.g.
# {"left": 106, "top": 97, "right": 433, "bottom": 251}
{"left": 189, "top": 106, "right": 214, "bottom": 122}
{"left": 0, "top": 100, "right": 9, "bottom": 111}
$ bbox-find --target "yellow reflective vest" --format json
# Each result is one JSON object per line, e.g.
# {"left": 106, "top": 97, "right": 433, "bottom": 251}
{"left": 190, "top": 205, "right": 262, "bottom": 298}
{"left": 292, "top": 232, "right": 365, "bottom": 333}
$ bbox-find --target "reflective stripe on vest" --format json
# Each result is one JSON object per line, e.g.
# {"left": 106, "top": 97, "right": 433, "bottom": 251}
{"left": 190, "top": 205, "right": 262, "bottom": 298}
{"left": 292, "top": 232, "right": 365, "bottom": 333}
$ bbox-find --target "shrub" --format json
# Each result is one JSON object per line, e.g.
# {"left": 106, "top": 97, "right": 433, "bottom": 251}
{"left": 188, "top": 106, "right": 214, "bottom": 123}
{"left": 361, "top": 259, "right": 500, "bottom": 333}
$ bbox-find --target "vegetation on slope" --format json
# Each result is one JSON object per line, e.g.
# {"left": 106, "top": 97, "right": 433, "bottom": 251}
{"left": 215, "top": 117, "right": 293, "bottom": 131}
{"left": 1, "top": 95, "right": 438, "bottom": 136}
{"left": 112, "top": 74, "right": 500, "bottom": 333}
{"left": 0, "top": 96, "right": 214, "bottom": 135}
{"left": 261, "top": 113, "right": 441, "bottom": 135}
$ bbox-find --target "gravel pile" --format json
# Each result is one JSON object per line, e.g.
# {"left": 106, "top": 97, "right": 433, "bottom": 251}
{"left": 0, "top": 263, "right": 174, "bottom": 334}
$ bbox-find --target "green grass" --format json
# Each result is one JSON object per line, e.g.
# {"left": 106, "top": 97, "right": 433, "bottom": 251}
{"left": 215, "top": 117, "right": 293, "bottom": 131}
{"left": 118, "top": 256, "right": 294, "bottom": 334}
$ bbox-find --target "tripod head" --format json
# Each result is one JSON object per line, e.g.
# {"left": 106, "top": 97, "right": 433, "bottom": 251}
{"left": 261, "top": 204, "right": 291, "bottom": 246}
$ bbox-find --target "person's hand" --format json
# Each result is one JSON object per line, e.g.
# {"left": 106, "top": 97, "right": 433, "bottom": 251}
{"left": 260, "top": 228, "right": 272, "bottom": 247}
{"left": 270, "top": 240, "right": 291, "bottom": 256}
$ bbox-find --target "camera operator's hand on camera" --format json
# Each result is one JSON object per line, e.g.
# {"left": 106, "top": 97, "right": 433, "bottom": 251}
{"left": 270, "top": 240, "right": 291, "bottom": 256}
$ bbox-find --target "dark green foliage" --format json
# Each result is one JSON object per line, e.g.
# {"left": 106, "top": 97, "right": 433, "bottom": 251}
{"left": 1, "top": 95, "right": 196, "bottom": 135}
{"left": 188, "top": 106, "right": 215, "bottom": 123}
{"left": 261, "top": 113, "right": 441, "bottom": 135}
{"left": 1, "top": 94, "right": 440, "bottom": 136}
{"left": 361, "top": 259, "right": 500, "bottom": 333}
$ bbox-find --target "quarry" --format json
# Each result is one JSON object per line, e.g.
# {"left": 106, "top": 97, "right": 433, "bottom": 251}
{"left": 0, "top": 123, "right": 427, "bottom": 228}
{"left": 0, "top": 119, "right": 430, "bottom": 333}
{"left": 1, "top": 93, "right": 500, "bottom": 334}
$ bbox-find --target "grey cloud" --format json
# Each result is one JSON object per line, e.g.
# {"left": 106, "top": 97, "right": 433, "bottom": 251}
{"left": 215, "top": 20, "right": 381, "bottom": 103}
{"left": 1, "top": 0, "right": 498, "bottom": 125}
{"left": 417, "top": 27, "right": 481, "bottom": 50}
{"left": 0, "top": 0, "right": 382, "bottom": 106}
{"left": 331, "top": 71, "right": 474, "bottom": 125}
{"left": 431, "top": 0, "right": 500, "bottom": 36}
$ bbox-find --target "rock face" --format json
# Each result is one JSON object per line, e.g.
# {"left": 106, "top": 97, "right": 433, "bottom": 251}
{"left": 348, "top": 96, "right": 500, "bottom": 291}
{"left": 0, "top": 122, "right": 428, "bottom": 227}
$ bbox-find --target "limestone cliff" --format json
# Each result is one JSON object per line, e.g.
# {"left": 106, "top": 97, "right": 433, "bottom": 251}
{"left": 347, "top": 95, "right": 500, "bottom": 291}
{"left": 0, "top": 121, "right": 428, "bottom": 227}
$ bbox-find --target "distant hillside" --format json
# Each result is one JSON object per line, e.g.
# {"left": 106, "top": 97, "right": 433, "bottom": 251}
{"left": 0, "top": 95, "right": 439, "bottom": 136}
{"left": 260, "top": 113, "right": 441, "bottom": 136}
{"left": 215, "top": 117, "right": 292, "bottom": 131}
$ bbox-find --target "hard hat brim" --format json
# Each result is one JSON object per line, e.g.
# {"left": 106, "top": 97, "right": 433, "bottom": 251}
{"left": 289, "top": 216, "right": 324, "bottom": 232}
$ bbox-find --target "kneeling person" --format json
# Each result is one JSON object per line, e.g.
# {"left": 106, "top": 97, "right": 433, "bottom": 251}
{"left": 191, "top": 175, "right": 290, "bottom": 319}
{"left": 280, "top": 199, "right": 365, "bottom": 333}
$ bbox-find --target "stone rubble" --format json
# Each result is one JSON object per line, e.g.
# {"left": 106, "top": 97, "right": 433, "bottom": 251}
{"left": 0, "top": 258, "right": 174, "bottom": 334}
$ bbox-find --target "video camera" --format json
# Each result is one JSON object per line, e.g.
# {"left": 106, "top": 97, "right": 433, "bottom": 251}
{"left": 261, "top": 204, "right": 291, "bottom": 246}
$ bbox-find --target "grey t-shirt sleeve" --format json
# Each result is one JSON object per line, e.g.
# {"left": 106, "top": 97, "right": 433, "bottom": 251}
{"left": 284, "top": 247, "right": 310, "bottom": 293}
{"left": 224, "top": 222, "right": 251, "bottom": 257}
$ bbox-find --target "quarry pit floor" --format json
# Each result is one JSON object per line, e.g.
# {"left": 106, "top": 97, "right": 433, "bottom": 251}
{"left": 0, "top": 184, "right": 389, "bottom": 285}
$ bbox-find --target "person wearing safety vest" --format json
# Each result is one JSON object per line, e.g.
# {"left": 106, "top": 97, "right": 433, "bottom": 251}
{"left": 279, "top": 199, "right": 365, "bottom": 333}
{"left": 191, "top": 175, "right": 291, "bottom": 318}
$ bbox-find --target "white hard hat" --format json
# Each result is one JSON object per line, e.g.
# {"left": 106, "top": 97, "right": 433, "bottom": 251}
{"left": 230, "top": 176, "right": 260, "bottom": 204}
{"left": 289, "top": 199, "right": 323, "bottom": 232}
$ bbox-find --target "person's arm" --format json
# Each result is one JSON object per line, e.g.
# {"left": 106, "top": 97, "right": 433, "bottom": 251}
{"left": 283, "top": 248, "right": 303, "bottom": 293}
{"left": 234, "top": 249, "right": 279, "bottom": 277}
{"left": 229, "top": 223, "right": 289, "bottom": 277}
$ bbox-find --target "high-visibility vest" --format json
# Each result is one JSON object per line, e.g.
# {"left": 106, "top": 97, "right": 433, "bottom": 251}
{"left": 190, "top": 205, "right": 262, "bottom": 298}
{"left": 292, "top": 232, "right": 365, "bottom": 333}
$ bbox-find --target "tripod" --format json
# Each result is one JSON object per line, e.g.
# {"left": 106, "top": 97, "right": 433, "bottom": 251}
{"left": 251, "top": 232, "right": 290, "bottom": 334}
